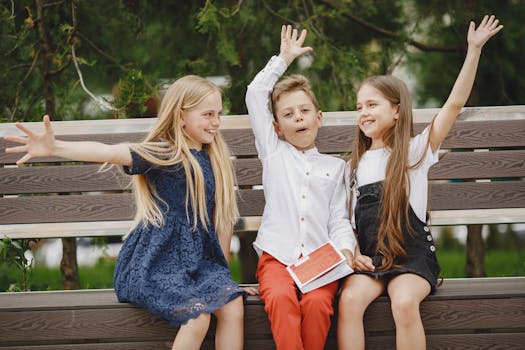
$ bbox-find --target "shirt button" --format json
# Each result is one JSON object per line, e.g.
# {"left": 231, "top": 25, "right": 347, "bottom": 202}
{"left": 326, "top": 173, "right": 330, "bottom": 176}
{"left": 427, "top": 235, "right": 433, "bottom": 242}
{"left": 302, "top": 195, "right": 306, "bottom": 199}
{"left": 301, "top": 243, "right": 305, "bottom": 248}
{"left": 423, "top": 226, "right": 430, "bottom": 232}
{"left": 306, "top": 172, "right": 310, "bottom": 176}
{"left": 429, "top": 245, "right": 436, "bottom": 252}
{"left": 300, "top": 217, "right": 305, "bottom": 221}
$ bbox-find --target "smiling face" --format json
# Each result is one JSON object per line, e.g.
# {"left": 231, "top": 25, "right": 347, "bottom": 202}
{"left": 273, "top": 90, "right": 323, "bottom": 152}
{"left": 356, "top": 83, "right": 399, "bottom": 150}
{"left": 181, "top": 91, "right": 222, "bottom": 150}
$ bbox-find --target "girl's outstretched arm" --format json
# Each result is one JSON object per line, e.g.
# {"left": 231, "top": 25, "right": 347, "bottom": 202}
{"left": 430, "top": 15, "right": 503, "bottom": 152}
{"left": 4, "top": 115, "right": 132, "bottom": 165}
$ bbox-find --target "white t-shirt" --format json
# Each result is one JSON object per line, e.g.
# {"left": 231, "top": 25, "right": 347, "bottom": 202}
{"left": 346, "top": 127, "right": 439, "bottom": 226}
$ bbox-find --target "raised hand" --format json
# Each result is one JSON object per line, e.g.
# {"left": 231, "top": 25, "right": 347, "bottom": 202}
{"left": 467, "top": 15, "right": 503, "bottom": 49}
{"left": 279, "top": 25, "right": 313, "bottom": 65}
{"left": 4, "top": 115, "right": 56, "bottom": 165}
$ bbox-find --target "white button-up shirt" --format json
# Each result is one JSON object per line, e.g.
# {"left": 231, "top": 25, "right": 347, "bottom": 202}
{"left": 245, "top": 56, "right": 356, "bottom": 265}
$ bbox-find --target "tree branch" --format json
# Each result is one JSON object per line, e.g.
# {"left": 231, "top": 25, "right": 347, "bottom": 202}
{"left": 71, "top": 45, "right": 118, "bottom": 111}
{"left": 319, "top": 0, "right": 463, "bottom": 53}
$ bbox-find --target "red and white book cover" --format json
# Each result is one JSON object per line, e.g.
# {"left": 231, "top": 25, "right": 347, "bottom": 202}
{"left": 287, "top": 241, "right": 353, "bottom": 293}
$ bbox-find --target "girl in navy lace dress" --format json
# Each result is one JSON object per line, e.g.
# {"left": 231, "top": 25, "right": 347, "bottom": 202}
{"left": 5, "top": 75, "right": 255, "bottom": 350}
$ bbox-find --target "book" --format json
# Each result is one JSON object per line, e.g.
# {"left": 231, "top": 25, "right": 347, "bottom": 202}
{"left": 286, "top": 241, "right": 353, "bottom": 293}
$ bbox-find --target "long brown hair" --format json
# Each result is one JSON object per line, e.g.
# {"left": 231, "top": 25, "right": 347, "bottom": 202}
{"left": 350, "top": 75, "right": 427, "bottom": 270}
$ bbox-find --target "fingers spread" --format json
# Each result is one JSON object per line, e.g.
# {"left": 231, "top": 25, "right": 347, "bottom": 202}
{"left": 15, "top": 122, "right": 36, "bottom": 138}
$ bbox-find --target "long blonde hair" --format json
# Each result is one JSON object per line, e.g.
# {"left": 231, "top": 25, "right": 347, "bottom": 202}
{"left": 129, "top": 75, "right": 238, "bottom": 235}
{"left": 350, "top": 75, "right": 428, "bottom": 270}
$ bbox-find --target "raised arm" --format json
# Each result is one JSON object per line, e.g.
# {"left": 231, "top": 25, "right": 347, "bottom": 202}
{"left": 245, "top": 25, "right": 313, "bottom": 157}
{"left": 4, "top": 115, "right": 132, "bottom": 165}
{"left": 429, "top": 15, "right": 503, "bottom": 152}
{"left": 278, "top": 25, "right": 313, "bottom": 65}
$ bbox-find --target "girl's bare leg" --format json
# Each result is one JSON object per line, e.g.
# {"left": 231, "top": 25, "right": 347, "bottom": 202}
{"left": 213, "top": 296, "right": 244, "bottom": 350}
{"left": 337, "top": 274, "right": 384, "bottom": 350}
{"left": 172, "top": 313, "right": 211, "bottom": 350}
{"left": 387, "top": 274, "right": 431, "bottom": 350}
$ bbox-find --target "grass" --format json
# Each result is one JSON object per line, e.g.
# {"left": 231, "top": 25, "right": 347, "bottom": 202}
{"left": 1, "top": 249, "right": 523, "bottom": 291}
{"left": 437, "top": 248, "right": 525, "bottom": 278}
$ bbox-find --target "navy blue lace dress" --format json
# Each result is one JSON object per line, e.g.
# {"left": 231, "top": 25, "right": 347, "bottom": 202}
{"left": 113, "top": 148, "right": 245, "bottom": 326}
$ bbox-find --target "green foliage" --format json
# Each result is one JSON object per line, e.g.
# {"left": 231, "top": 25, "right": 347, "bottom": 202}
{"left": 113, "top": 69, "right": 156, "bottom": 118}
{"left": 2, "top": 0, "right": 523, "bottom": 119}
{"left": 436, "top": 226, "right": 463, "bottom": 250}
{"left": 0, "top": 237, "right": 37, "bottom": 291}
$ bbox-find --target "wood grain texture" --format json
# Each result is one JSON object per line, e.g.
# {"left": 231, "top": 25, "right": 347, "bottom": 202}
{"left": 0, "top": 278, "right": 524, "bottom": 349}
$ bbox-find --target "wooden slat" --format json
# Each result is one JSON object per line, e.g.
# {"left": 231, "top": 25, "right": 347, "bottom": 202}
{"left": 1, "top": 181, "right": 523, "bottom": 225}
{"left": 2, "top": 334, "right": 524, "bottom": 350}
{"left": 430, "top": 149, "right": 525, "bottom": 180}
{"left": 0, "top": 181, "right": 523, "bottom": 225}
{"left": 0, "top": 190, "right": 265, "bottom": 225}
{"left": 429, "top": 181, "right": 525, "bottom": 210}
{"left": 2, "top": 118, "right": 524, "bottom": 164}
{"left": 1, "top": 149, "right": 523, "bottom": 194}
{"left": 0, "top": 279, "right": 524, "bottom": 349}
{"left": 0, "top": 165, "right": 129, "bottom": 195}
{"left": 364, "top": 333, "right": 525, "bottom": 350}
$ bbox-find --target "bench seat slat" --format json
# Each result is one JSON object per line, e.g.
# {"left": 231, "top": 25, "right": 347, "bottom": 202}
{"left": 1, "top": 279, "right": 524, "bottom": 348}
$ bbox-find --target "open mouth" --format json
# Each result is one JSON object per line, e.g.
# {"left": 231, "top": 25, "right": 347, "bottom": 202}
{"left": 296, "top": 128, "right": 308, "bottom": 133}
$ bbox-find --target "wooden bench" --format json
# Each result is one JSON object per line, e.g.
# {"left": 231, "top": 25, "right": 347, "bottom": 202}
{"left": 1, "top": 105, "right": 524, "bottom": 349}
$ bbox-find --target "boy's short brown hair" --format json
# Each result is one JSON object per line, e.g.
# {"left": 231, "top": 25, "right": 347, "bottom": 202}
{"left": 271, "top": 74, "right": 319, "bottom": 120}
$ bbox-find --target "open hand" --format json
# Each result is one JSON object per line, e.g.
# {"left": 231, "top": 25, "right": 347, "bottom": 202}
{"left": 279, "top": 25, "right": 313, "bottom": 65}
{"left": 4, "top": 115, "right": 56, "bottom": 165}
{"left": 467, "top": 15, "right": 503, "bottom": 49}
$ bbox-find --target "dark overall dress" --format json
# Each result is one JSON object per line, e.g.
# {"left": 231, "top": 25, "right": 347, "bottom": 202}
{"left": 354, "top": 181, "right": 441, "bottom": 290}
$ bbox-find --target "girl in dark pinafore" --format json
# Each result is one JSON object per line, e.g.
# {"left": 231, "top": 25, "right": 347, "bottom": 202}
{"left": 337, "top": 15, "right": 503, "bottom": 350}
{"left": 5, "top": 75, "right": 256, "bottom": 350}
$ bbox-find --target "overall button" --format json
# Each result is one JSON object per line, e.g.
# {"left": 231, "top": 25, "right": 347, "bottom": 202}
{"left": 426, "top": 234, "right": 433, "bottom": 242}
{"left": 429, "top": 245, "right": 436, "bottom": 252}
{"left": 423, "top": 226, "right": 430, "bottom": 232}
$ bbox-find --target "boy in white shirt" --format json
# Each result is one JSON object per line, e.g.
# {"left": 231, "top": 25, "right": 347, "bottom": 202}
{"left": 245, "top": 25, "right": 356, "bottom": 350}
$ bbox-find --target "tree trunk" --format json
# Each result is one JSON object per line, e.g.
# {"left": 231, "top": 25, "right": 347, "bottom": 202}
{"left": 35, "top": 0, "right": 80, "bottom": 289}
{"left": 61, "top": 238, "right": 81, "bottom": 289}
{"left": 465, "top": 224, "right": 486, "bottom": 277}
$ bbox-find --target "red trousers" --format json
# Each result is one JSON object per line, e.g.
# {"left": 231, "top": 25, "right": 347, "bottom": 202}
{"left": 256, "top": 252, "right": 339, "bottom": 350}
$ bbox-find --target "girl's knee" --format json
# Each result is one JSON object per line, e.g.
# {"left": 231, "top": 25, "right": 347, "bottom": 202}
{"left": 390, "top": 295, "right": 420, "bottom": 321}
{"left": 338, "top": 287, "right": 369, "bottom": 311}
{"left": 182, "top": 313, "right": 211, "bottom": 337}
{"left": 216, "top": 296, "right": 244, "bottom": 322}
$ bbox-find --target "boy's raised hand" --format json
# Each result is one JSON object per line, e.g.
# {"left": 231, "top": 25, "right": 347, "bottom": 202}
{"left": 279, "top": 25, "right": 313, "bottom": 66}
{"left": 468, "top": 15, "right": 503, "bottom": 49}
{"left": 4, "top": 115, "right": 56, "bottom": 165}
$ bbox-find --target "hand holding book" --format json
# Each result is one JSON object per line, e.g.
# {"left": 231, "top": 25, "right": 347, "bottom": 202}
{"left": 286, "top": 241, "right": 354, "bottom": 293}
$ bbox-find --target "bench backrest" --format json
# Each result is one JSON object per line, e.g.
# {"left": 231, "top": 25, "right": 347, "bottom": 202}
{"left": 1, "top": 106, "right": 524, "bottom": 239}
